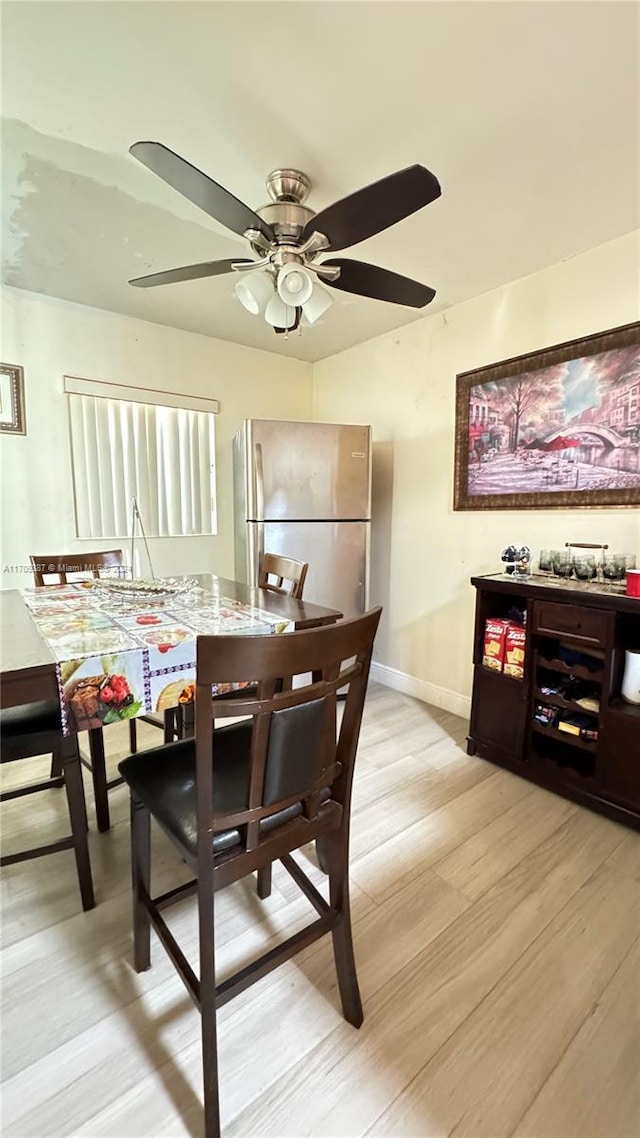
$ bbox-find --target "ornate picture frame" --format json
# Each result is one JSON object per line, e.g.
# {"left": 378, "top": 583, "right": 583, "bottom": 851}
{"left": 453, "top": 321, "right": 640, "bottom": 510}
{"left": 0, "top": 363, "right": 26, "bottom": 435}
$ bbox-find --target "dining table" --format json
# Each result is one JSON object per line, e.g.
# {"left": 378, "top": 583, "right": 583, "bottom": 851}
{"left": 0, "top": 572, "right": 343, "bottom": 847}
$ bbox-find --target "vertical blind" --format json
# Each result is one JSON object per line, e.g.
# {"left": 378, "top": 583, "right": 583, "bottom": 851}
{"left": 68, "top": 393, "right": 217, "bottom": 538}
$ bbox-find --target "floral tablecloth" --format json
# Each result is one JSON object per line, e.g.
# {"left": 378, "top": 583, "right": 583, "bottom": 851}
{"left": 23, "top": 582, "right": 293, "bottom": 736}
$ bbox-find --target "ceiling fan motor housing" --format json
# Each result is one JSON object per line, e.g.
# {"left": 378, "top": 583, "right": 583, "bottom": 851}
{"left": 256, "top": 201, "right": 315, "bottom": 245}
{"left": 250, "top": 168, "right": 316, "bottom": 251}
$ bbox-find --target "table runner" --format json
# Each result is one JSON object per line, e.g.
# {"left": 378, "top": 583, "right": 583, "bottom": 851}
{"left": 22, "top": 582, "right": 293, "bottom": 736}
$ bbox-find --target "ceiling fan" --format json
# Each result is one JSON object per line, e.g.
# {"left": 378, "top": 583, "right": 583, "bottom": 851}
{"left": 128, "top": 141, "right": 441, "bottom": 334}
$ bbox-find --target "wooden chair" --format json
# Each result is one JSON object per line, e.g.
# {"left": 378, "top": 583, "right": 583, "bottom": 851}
{"left": 30, "top": 550, "right": 128, "bottom": 832}
{"left": 118, "top": 606, "right": 381, "bottom": 1138}
{"left": 176, "top": 551, "right": 311, "bottom": 902}
{"left": 167, "top": 552, "right": 310, "bottom": 751}
{"left": 0, "top": 701, "right": 95, "bottom": 911}
{"left": 30, "top": 550, "right": 125, "bottom": 587}
{"left": 258, "top": 552, "right": 308, "bottom": 599}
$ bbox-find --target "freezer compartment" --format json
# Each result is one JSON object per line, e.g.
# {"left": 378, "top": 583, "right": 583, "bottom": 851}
{"left": 243, "top": 420, "right": 371, "bottom": 522}
{"left": 262, "top": 520, "right": 369, "bottom": 618}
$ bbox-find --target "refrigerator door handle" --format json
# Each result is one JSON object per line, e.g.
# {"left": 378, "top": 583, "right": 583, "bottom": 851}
{"left": 254, "top": 442, "right": 265, "bottom": 522}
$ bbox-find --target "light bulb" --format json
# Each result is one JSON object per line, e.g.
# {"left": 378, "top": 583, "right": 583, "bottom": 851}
{"left": 277, "top": 263, "right": 313, "bottom": 306}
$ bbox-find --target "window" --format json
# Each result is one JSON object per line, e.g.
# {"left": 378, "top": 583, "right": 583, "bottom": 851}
{"left": 65, "top": 376, "right": 219, "bottom": 539}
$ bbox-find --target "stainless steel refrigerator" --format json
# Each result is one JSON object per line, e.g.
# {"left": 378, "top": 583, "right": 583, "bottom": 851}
{"left": 233, "top": 419, "right": 371, "bottom": 617}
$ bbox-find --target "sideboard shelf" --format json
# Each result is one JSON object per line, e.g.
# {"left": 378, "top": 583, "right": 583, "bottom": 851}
{"left": 534, "top": 654, "right": 604, "bottom": 683}
{"left": 532, "top": 688, "right": 599, "bottom": 718}
{"left": 468, "top": 573, "right": 640, "bottom": 831}
{"left": 531, "top": 721, "right": 597, "bottom": 754}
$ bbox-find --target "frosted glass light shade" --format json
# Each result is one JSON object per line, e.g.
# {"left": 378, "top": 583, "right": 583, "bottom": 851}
{"left": 277, "top": 263, "right": 314, "bottom": 306}
{"left": 265, "top": 295, "right": 297, "bottom": 329}
{"left": 302, "top": 284, "right": 333, "bottom": 324}
{"left": 235, "top": 271, "right": 274, "bottom": 315}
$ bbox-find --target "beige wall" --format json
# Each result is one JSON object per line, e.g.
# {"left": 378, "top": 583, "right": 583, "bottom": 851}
{"left": 3, "top": 235, "right": 639, "bottom": 714}
{"left": 313, "top": 232, "right": 640, "bottom": 715}
{"left": 0, "top": 287, "right": 313, "bottom": 588}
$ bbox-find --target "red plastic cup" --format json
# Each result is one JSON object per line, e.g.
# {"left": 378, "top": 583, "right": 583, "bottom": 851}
{"left": 626, "top": 569, "right": 640, "bottom": 597}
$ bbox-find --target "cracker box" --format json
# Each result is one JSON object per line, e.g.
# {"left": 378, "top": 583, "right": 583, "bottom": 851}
{"left": 483, "top": 618, "right": 509, "bottom": 672}
{"left": 504, "top": 622, "right": 526, "bottom": 679}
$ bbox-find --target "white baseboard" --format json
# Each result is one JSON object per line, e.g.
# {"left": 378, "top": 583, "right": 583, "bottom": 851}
{"left": 370, "top": 661, "right": 471, "bottom": 720}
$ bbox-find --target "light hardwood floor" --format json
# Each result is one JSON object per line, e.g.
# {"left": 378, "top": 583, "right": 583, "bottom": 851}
{"left": 1, "top": 684, "right": 639, "bottom": 1137}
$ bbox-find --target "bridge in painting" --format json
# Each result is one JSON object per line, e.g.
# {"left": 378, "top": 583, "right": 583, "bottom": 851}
{"left": 546, "top": 425, "right": 627, "bottom": 449}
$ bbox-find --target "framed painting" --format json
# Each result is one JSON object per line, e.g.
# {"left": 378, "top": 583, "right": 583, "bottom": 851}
{"left": 0, "top": 363, "right": 26, "bottom": 435}
{"left": 454, "top": 321, "right": 640, "bottom": 510}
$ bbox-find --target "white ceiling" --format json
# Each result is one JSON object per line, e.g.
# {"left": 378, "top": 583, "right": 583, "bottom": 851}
{"left": 2, "top": 1, "right": 638, "bottom": 363}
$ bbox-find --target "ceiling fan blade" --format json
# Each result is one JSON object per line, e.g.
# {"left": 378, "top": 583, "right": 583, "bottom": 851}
{"left": 319, "top": 259, "right": 435, "bottom": 308}
{"left": 130, "top": 141, "right": 275, "bottom": 242}
{"left": 129, "top": 259, "right": 253, "bottom": 288}
{"left": 303, "top": 165, "right": 440, "bottom": 252}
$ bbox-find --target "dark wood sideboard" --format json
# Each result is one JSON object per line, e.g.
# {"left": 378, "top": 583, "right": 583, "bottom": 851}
{"left": 468, "top": 573, "right": 640, "bottom": 830}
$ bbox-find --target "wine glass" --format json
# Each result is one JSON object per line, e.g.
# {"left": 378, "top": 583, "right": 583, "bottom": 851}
{"left": 573, "top": 554, "right": 597, "bottom": 581}
{"left": 603, "top": 553, "right": 629, "bottom": 581}
{"left": 552, "top": 550, "right": 573, "bottom": 578}
{"left": 538, "top": 549, "right": 552, "bottom": 573}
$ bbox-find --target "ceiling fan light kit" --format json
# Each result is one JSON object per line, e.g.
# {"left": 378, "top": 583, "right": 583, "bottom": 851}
{"left": 234, "top": 264, "right": 333, "bottom": 332}
{"left": 128, "top": 143, "right": 441, "bottom": 335}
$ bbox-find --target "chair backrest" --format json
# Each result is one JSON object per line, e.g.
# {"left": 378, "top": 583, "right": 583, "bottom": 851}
{"left": 195, "top": 607, "right": 381, "bottom": 861}
{"left": 30, "top": 550, "right": 125, "bottom": 587}
{"left": 258, "top": 553, "right": 308, "bottom": 600}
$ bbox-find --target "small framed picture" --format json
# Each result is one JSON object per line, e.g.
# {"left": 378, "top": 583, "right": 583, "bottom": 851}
{"left": 0, "top": 363, "right": 26, "bottom": 435}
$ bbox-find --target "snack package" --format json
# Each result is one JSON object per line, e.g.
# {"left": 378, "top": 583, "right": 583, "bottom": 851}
{"left": 504, "top": 622, "right": 526, "bottom": 679}
{"left": 557, "top": 718, "right": 581, "bottom": 737}
{"left": 534, "top": 703, "right": 558, "bottom": 728}
{"left": 558, "top": 714, "right": 598, "bottom": 742}
{"left": 483, "top": 618, "right": 509, "bottom": 672}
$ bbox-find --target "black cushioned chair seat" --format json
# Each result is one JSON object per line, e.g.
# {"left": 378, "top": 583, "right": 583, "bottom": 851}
{"left": 0, "top": 700, "right": 62, "bottom": 739}
{"left": 119, "top": 721, "right": 305, "bottom": 859}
